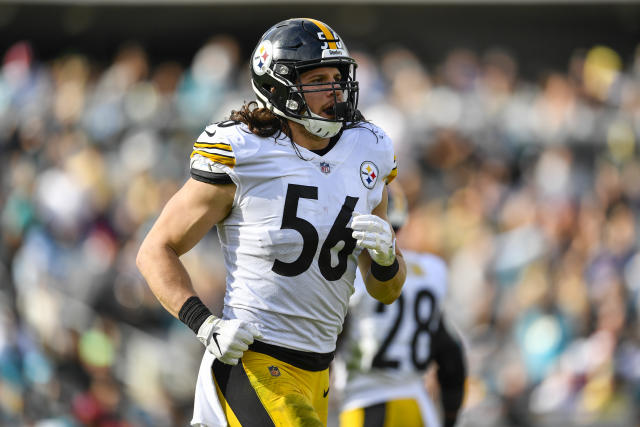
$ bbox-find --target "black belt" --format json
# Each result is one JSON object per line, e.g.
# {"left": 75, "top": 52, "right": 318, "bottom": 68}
{"left": 248, "top": 340, "right": 334, "bottom": 371}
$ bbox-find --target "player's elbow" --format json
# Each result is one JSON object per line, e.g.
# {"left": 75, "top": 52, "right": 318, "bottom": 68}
{"left": 381, "top": 269, "right": 406, "bottom": 304}
{"left": 368, "top": 277, "right": 404, "bottom": 305}
{"left": 379, "top": 286, "right": 403, "bottom": 305}
{"left": 376, "top": 294, "right": 397, "bottom": 305}
{"left": 136, "top": 234, "right": 163, "bottom": 276}
{"left": 135, "top": 238, "right": 152, "bottom": 275}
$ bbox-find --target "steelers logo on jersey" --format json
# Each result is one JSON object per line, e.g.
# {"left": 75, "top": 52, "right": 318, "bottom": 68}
{"left": 253, "top": 40, "right": 273, "bottom": 76}
{"left": 360, "top": 161, "right": 379, "bottom": 189}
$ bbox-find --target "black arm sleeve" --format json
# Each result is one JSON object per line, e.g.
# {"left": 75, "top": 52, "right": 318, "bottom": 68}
{"left": 190, "top": 168, "right": 233, "bottom": 185}
{"left": 430, "top": 314, "right": 466, "bottom": 427}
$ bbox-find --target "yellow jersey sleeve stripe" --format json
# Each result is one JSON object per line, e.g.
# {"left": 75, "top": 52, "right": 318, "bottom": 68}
{"left": 386, "top": 167, "right": 398, "bottom": 184}
{"left": 305, "top": 18, "right": 338, "bottom": 50}
{"left": 196, "top": 147, "right": 236, "bottom": 157}
{"left": 190, "top": 150, "right": 236, "bottom": 168}
{"left": 194, "top": 142, "right": 233, "bottom": 152}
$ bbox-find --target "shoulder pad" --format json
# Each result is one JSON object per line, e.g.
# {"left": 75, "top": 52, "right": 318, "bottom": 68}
{"left": 345, "top": 122, "right": 397, "bottom": 183}
{"left": 191, "top": 121, "right": 246, "bottom": 169}
{"left": 343, "top": 121, "right": 390, "bottom": 144}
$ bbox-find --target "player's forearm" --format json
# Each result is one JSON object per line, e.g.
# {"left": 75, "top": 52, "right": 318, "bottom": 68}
{"left": 442, "top": 388, "right": 464, "bottom": 427}
{"left": 136, "top": 237, "right": 196, "bottom": 318}
{"left": 439, "top": 361, "right": 466, "bottom": 426}
{"left": 364, "top": 251, "right": 406, "bottom": 304}
{"left": 433, "top": 317, "right": 467, "bottom": 426}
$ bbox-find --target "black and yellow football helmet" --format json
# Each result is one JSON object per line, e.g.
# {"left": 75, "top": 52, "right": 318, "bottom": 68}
{"left": 250, "top": 18, "right": 359, "bottom": 138}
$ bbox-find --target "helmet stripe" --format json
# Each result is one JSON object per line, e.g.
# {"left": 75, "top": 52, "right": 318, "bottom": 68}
{"left": 304, "top": 18, "right": 338, "bottom": 49}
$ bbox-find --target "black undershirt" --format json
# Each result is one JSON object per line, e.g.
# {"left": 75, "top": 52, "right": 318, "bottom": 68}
{"left": 309, "top": 130, "right": 342, "bottom": 156}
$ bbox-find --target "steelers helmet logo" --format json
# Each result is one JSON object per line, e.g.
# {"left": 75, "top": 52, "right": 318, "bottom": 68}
{"left": 360, "top": 161, "right": 379, "bottom": 189}
{"left": 252, "top": 40, "right": 273, "bottom": 76}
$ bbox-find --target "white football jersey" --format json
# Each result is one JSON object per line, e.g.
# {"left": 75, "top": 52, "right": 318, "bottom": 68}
{"left": 339, "top": 250, "right": 448, "bottom": 425}
{"left": 189, "top": 121, "right": 397, "bottom": 353}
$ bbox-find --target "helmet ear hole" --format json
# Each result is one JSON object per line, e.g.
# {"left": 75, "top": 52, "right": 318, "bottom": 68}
{"left": 286, "top": 93, "right": 305, "bottom": 114}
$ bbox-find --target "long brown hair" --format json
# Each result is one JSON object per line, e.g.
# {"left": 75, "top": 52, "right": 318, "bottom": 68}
{"left": 229, "top": 101, "right": 291, "bottom": 139}
{"left": 229, "top": 101, "right": 372, "bottom": 161}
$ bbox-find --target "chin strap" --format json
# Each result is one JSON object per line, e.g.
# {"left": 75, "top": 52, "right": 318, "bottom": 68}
{"left": 298, "top": 112, "right": 343, "bottom": 138}
{"left": 267, "top": 103, "right": 343, "bottom": 138}
{"left": 253, "top": 82, "right": 343, "bottom": 139}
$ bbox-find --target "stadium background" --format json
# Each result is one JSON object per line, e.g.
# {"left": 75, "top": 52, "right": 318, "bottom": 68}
{"left": 1, "top": 1, "right": 640, "bottom": 426}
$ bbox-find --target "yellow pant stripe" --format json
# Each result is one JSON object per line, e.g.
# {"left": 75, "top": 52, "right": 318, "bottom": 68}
{"left": 340, "top": 399, "right": 424, "bottom": 427}
{"left": 340, "top": 407, "right": 365, "bottom": 427}
{"left": 213, "top": 372, "right": 243, "bottom": 427}
{"left": 211, "top": 358, "right": 276, "bottom": 426}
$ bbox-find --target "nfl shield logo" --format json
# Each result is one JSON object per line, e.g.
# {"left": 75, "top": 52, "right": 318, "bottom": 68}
{"left": 268, "top": 366, "right": 281, "bottom": 377}
{"left": 320, "top": 162, "right": 331, "bottom": 174}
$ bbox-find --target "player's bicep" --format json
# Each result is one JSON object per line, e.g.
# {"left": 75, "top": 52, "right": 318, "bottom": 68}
{"left": 147, "top": 178, "right": 236, "bottom": 256}
{"left": 371, "top": 184, "right": 390, "bottom": 221}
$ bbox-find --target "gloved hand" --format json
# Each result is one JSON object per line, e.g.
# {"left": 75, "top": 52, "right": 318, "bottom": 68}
{"left": 197, "top": 315, "right": 262, "bottom": 365}
{"left": 351, "top": 212, "right": 396, "bottom": 266}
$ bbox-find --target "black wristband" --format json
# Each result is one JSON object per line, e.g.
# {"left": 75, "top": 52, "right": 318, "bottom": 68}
{"left": 370, "top": 258, "right": 399, "bottom": 281}
{"left": 178, "top": 296, "right": 213, "bottom": 334}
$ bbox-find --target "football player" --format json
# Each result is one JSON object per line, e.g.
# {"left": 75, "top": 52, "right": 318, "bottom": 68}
{"left": 136, "top": 18, "right": 407, "bottom": 426}
{"left": 338, "top": 184, "right": 466, "bottom": 427}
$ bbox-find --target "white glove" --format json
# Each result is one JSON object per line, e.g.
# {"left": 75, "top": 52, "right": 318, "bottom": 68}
{"left": 197, "top": 315, "right": 262, "bottom": 365}
{"left": 351, "top": 212, "right": 396, "bottom": 266}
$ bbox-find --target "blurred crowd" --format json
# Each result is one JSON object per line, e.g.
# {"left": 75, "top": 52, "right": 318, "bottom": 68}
{"left": 1, "top": 31, "right": 639, "bottom": 427}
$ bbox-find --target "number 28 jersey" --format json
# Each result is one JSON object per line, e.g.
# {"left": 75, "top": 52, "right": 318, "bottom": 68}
{"left": 340, "top": 250, "right": 448, "bottom": 413}
{"left": 189, "top": 121, "right": 397, "bottom": 354}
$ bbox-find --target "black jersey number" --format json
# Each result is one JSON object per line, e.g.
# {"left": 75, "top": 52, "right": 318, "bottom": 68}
{"left": 272, "top": 183, "right": 358, "bottom": 281}
{"left": 372, "top": 289, "right": 438, "bottom": 370}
